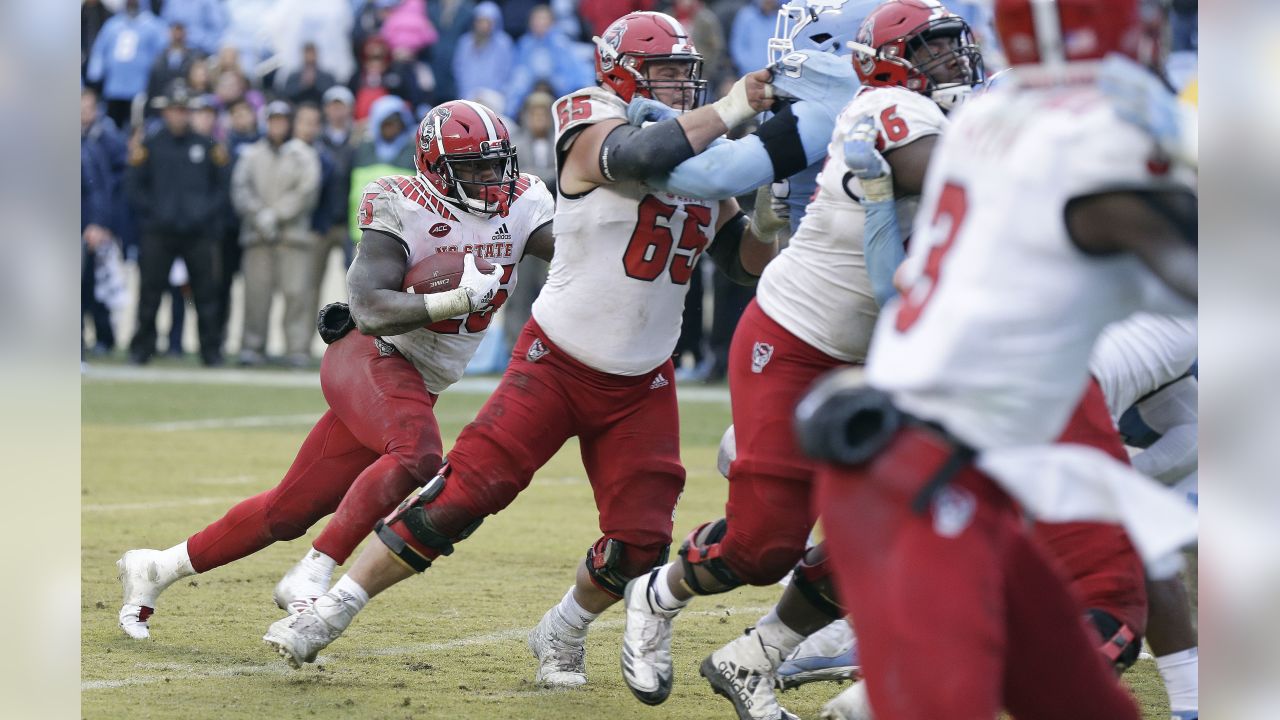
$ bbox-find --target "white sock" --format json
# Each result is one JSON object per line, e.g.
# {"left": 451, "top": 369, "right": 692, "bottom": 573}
{"left": 300, "top": 547, "right": 337, "bottom": 580}
{"left": 1156, "top": 647, "right": 1198, "bottom": 712}
{"left": 555, "top": 586, "right": 600, "bottom": 636}
{"left": 159, "top": 541, "right": 197, "bottom": 581}
{"left": 329, "top": 574, "right": 370, "bottom": 613}
{"left": 653, "top": 563, "right": 691, "bottom": 612}
{"left": 753, "top": 609, "right": 807, "bottom": 658}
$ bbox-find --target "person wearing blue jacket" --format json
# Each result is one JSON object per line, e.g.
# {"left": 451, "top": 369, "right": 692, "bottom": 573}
{"left": 505, "top": 5, "right": 592, "bottom": 115}
{"left": 160, "top": 0, "right": 228, "bottom": 57}
{"left": 85, "top": 0, "right": 169, "bottom": 128}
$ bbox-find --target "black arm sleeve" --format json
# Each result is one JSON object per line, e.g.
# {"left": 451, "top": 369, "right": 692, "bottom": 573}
{"left": 598, "top": 119, "right": 696, "bottom": 182}
{"left": 705, "top": 212, "right": 758, "bottom": 286}
{"left": 755, "top": 103, "right": 808, "bottom": 182}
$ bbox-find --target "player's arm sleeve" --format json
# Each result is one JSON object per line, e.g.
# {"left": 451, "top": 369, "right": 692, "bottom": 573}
{"left": 705, "top": 211, "right": 758, "bottom": 286}
{"left": 647, "top": 102, "right": 831, "bottom": 200}
{"left": 863, "top": 198, "right": 906, "bottom": 307}
{"left": 597, "top": 119, "right": 697, "bottom": 183}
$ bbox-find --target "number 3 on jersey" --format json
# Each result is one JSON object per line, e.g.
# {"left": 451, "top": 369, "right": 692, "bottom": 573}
{"left": 623, "top": 196, "right": 711, "bottom": 284}
{"left": 895, "top": 182, "right": 967, "bottom": 332}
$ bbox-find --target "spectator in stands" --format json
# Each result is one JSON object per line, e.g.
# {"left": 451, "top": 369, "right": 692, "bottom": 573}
{"left": 291, "top": 102, "right": 345, "bottom": 360}
{"left": 729, "top": 0, "right": 778, "bottom": 74}
{"left": 125, "top": 87, "right": 228, "bottom": 367}
{"left": 427, "top": 0, "right": 476, "bottom": 104}
{"left": 216, "top": 97, "right": 261, "bottom": 350}
{"left": 82, "top": 103, "right": 116, "bottom": 357}
{"left": 147, "top": 23, "right": 201, "bottom": 108}
{"left": 353, "top": 37, "right": 422, "bottom": 121}
{"left": 505, "top": 4, "right": 593, "bottom": 114}
{"left": 353, "top": 0, "right": 398, "bottom": 64}
{"left": 215, "top": 70, "right": 263, "bottom": 114}
{"left": 453, "top": 2, "right": 514, "bottom": 104}
{"left": 281, "top": 42, "right": 337, "bottom": 107}
{"left": 262, "top": 0, "right": 357, "bottom": 88}
{"left": 502, "top": 0, "right": 542, "bottom": 38}
{"left": 85, "top": 0, "right": 168, "bottom": 128}
{"left": 82, "top": 0, "right": 114, "bottom": 81}
{"left": 347, "top": 95, "right": 415, "bottom": 248}
{"left": 232, "top": 101, "right": 322, "bottom": 368}
{"left": 160, "top": 0, "right": 228, "bottom": 57}
{"left": 320, "top": 87, "right": 358, "bottom": 267}
{"left": 381, "top": 0, "right": 439, "bottom": 57}
{"left": 673, "top": 0, "right": 728, "bottom": 85}
{"left": 189, "top": 95, "right": 219, "bottom": 137}
{"left": 187, "top": 60, "right": 213, "bottom": 98}
{"left": 579, "top": 0, "right": 655, "bottom": 39}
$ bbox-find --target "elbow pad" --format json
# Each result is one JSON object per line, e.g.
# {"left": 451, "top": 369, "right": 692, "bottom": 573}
{"left": 706, "top": 212, "right": 757, "bottom": 286}
{"left": 599, "top": 120, "right": 696, "bottom": 183}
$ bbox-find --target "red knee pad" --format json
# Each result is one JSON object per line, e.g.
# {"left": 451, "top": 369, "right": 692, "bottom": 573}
{"left": 791, "top": 543, "right": 843, "bottom": 619}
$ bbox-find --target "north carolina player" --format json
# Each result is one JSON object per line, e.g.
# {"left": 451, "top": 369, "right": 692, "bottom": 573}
{"left": 261, "top": 11, "right": 779, "bottom": 680}
{"left": 619, "top": 3, "right": 984, "bottom": 717}
{"left": 796, "top": 0, "right": 1198, "bottom": 716}
{"left": 116, "top": 100, "right": 554, "bottom": 639}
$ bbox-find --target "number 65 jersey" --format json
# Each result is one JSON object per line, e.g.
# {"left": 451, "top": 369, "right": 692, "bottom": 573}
{"left": 867, "top": 80, "right": 1197, "bottom": 451}
{"left": 532, "top": 86, "right": 721, "bottom": 376}
{"left": 757, "top": 85, "right": 946, "bottom": 362}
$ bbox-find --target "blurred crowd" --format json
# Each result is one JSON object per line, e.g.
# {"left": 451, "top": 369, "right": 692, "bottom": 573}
{"left": 80, "top": 0, "right": 1197, "bottom": 376}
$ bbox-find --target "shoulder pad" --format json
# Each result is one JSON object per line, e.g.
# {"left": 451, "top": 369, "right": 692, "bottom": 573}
{"left": 552, "top": 87, "right": 626, "bottom": 145}
{"left": 840, "top": 87, "right": 946, "bottom": 154}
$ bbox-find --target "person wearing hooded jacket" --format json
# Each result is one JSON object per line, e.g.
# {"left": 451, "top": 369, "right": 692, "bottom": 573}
{"left": 347, "top": 95, "right": 416, "bottom": 248}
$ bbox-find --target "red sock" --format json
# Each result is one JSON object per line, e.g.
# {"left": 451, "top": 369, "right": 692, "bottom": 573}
{"left": 312, "top": 455, "right": 421, "bottom": 564}
{"left": 187, "top": 411, "right": 378, "bottom": 573}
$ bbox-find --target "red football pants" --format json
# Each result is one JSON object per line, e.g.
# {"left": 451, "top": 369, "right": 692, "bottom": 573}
{"left": 816, "top": 425, "right": 1139, "bottom": 720}
{"left": 187, "top": 332, "right": 441, "bottom": 571}
{"left": 720, "top": 300, "right": 849, "bottom": 584}
{"left": 388, "top": 318, "right": 685, "bottom": 582}
{"left": 1037, "top": 378, "right": 1149, "bottom": 637}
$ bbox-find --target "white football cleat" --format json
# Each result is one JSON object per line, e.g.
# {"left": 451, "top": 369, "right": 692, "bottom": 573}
{"left": 700, "top": 628, "right": 798, "bottom": 720}
{"left": 620, "top": 569, "right": 682, "bottom": 705}
{"left": 263, "top": 592, "right": 355, "bottom": 669}
{"left": 116, "top": 549, "right": 187, "bottom": 639}
{"left": 820, "top": 680, "right": 875, "bottom": 720}
{"left": 273, "top": 555, "right": 331, "bottom": 614}
{"left": 528, "top": 606, "right": 588, "bottom": 687}
{"left": 776, "top": 619, "right": 860, "bottom": 690}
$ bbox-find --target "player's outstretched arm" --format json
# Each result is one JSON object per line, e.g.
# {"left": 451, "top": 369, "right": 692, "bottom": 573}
{"left": 346, "top": 229, "right": 499, "bottom": 336}
{"left": 706, "top": 198, "right": 776, "bottom": 285}
{"left": 1065, "top": 189, "right": 1197, "bottom": 302}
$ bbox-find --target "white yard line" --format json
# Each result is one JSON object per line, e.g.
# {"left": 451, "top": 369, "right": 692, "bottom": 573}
{"left": 83, "top": 497, "right": 243, "bottom": 513}
{"left": 83, "top": 365, "right": 732, "bottom": 402}
{"left": 82, "top": 605, "right": 770, "bottom": 691}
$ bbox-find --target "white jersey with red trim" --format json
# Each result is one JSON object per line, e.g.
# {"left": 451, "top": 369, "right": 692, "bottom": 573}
{"left": 532, "top": 86, "right": 721, "bottom": 376}
{"left": 756, "top": 85, "right": 946, "bottom": 362}
{"left": 356, "top": 172, "right": 554, "bottom": 393}
{"left": 866, "top": 80, "right": 1197, "bottom": 450}
{"left": 1090, "top": 313, "right": 1197, "bottom": 420}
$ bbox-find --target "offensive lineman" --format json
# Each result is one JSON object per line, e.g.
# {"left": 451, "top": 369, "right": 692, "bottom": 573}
{"left": 116, "top": 100, "right": 551, "bottom": 638}
{"left": 261, "top": 11, "right": 779, "bottom": 680}
{"left": 796, "top": 0, "right": 1198, "bottom": 716}
{"left": 618, "top": 3, "right": 985, "bottom": 717}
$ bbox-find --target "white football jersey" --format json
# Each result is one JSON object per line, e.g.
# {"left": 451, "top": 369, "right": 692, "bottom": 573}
{"left": 1090, "top": 313, "right": 1197, "bottom": 420}
{"left": 533, "top": 86, "right": 721, "bottom": 375}
{"left": 357, "top": 172, "right": 554, "bottom": 393}
{"left": 757, "top": 86, "right": 945, "bottom": 362}
{"left": 867, "top": 79, "right": 1197, "bottom": 450}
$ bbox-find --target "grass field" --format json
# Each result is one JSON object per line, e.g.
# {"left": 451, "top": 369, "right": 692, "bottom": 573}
{"left": 81, "top": 367, "right": 1173, "bottom": 719}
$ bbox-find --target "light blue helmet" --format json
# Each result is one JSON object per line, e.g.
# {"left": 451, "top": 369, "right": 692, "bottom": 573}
{"left": 766, "top": 0, "right": 877, "bottom": 65}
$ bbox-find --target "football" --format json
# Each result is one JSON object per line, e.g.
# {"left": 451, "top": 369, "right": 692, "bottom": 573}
{"left": 402, "top": 251, "right": 494, "bottom": 294}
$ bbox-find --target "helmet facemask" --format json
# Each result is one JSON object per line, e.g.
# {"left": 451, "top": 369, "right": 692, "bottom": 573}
{"left": 632, "top": 56, "right": 708, "bottom": 112}
{"left": 435, "top": 140, "right": 520, "bottom": 217}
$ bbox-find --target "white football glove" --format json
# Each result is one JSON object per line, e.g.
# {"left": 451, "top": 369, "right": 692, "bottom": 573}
{"left": 753, "top": 184, "right": 788, "bottom": 239}
{"left": 841, "top": 116, "right": 894, "bottom": 203}
{"left": 459, "top": 253, "right": 501, "bottom": 312}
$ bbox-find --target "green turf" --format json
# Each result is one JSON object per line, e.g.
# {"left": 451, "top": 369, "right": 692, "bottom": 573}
{"left": 82, "top": 376, "right": 1172, "bottom": 718}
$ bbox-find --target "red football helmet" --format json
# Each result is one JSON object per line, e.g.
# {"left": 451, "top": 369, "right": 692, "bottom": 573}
{"left": 594, "top": 12, "right": 707, "bottom": 111}
{"left": 993, "top": 0, "right": 1159, "bottom": 68}
{"left": 415, "top": 100, "right": 520, "bottom": 217}
{"left": 850, "top": 0, "right": 985, "bottom": 110}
